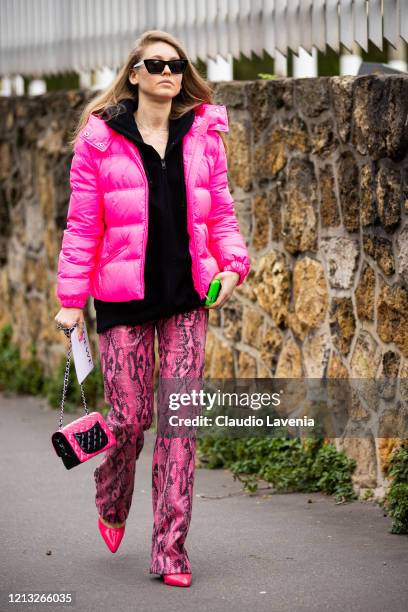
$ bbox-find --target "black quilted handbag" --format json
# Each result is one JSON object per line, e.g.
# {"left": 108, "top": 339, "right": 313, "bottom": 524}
{"left": 51, "top": 324, "right": 116, "bottom": 469}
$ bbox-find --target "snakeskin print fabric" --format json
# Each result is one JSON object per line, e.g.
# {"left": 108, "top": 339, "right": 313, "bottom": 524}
{"left": 94, "top": 307, "right": 209, "bottom": 575}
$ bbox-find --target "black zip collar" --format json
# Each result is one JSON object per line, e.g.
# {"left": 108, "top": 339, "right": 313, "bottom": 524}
{"left": 102, "top": 97, "right": 195, "bottom": 159}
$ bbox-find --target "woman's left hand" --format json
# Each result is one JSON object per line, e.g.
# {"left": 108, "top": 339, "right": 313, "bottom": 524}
{"left": 204, "top": 271, "right": 240, "bottom": 309}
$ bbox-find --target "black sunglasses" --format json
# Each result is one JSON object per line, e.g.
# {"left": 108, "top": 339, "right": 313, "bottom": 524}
{"left": 132, "top": 58, "right": 188, "bottom": 74}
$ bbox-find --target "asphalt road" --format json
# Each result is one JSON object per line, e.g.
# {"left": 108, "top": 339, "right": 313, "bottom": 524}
{"left": 0, "top": 392, "right": 407, "bottom": 612}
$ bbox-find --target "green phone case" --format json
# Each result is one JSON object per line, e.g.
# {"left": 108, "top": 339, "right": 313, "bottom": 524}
{"left": 205, "top": 279, "right": 221, "bottom": 306}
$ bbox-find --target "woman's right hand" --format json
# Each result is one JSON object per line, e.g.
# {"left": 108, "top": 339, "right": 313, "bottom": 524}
{"left": 54, "top": 308, "right": 85, "bottom": 340}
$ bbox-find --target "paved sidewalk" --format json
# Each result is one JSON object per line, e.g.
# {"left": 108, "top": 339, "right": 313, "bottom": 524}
{"left": 0, "top": 392, "right": 407, "bottom": 612}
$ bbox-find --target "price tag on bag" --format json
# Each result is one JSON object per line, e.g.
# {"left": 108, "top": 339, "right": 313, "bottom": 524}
{"left": 70, "top": 322, "right": 94, "bottom": 384}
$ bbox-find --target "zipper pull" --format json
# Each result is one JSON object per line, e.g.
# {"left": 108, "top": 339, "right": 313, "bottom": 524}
{"left": 161, "top": 158, "right": 166, "bottom": 170}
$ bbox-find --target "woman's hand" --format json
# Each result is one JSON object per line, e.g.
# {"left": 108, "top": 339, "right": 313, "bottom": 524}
{"left": 204, "top": 271, "right": 240, "bottom": 309}
{"left": 54, "top": 308, "right": 85, "bottom": 340}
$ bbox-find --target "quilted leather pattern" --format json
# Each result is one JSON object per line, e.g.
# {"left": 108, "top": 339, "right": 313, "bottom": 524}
{"left": 56, "top": 102, "right": 251, "bottom": 309}
{"left": 74, "top": 420, "right": 109, "bottom": 454}
{"left": 51, "top": 411, "right": 117, "bottom": 470}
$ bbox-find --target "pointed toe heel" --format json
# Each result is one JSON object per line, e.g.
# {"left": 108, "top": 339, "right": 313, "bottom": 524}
{"left": 162, "top": 573, "right": 192, "bottom": 587}
{"left": 97, "top": 516, "right": 126, "bottom": 553}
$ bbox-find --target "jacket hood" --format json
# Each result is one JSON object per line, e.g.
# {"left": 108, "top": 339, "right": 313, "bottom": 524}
{"left": 79, "top": 101, "right": 229, "bottom": 152}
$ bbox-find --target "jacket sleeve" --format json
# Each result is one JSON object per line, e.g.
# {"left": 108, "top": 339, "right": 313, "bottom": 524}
{"left": 56, "top": 139, "right": 105, "bottom": 309}
{"left": 207, "top": 132, "right": 250, "bottom": 286}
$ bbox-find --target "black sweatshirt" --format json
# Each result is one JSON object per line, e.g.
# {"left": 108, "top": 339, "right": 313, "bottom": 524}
{"left": 94, "top": 98, "right": 206, "bottom": 334}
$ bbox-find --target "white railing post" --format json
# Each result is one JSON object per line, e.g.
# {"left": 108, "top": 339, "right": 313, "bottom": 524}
{"left": 340, "top": 41, "right": 362, "bottom": 76}
{"left": 388, "top": 37, "right": 407, "bottom": 72}
{"left": 274, "top": 50, "right": 288, "bottom": 77}
{"left": 293, "top": 46, "right": 318, "bottom": 77}
{"left": 79, "top": 71, "right": 93, "bottom": 89}
{"left": 92, "top": 67, "right": 117, "bottom": 90}
{"left": 206, "top": 53, "right": 234, "bottom": 81}
{"left": 28, "top": 79, "right": 47, "bottom": 95}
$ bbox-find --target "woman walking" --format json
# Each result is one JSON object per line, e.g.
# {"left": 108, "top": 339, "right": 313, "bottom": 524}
{"left": 54, "top": 30, "right": 250, "bottom": 587}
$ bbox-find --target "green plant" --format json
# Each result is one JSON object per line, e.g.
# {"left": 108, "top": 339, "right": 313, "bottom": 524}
{"left": 44, "top": 352, "right": 105, "bottom": 414}
{"left": 383, "top": 444, "right": 408, "bottom": 534}
{"left": 0, "top": 323, "right": 106, "bottom": 414}
{"left": 311, "top": 443, "right": 356, "bottom": 502}
{"left": 0, "top": 324, "right": 45, "bottom": 395}
{"left": 360, "top": 488, "right": 374, "bottom": 501}
{"left": 257, "top": 73, "right": 279, "bottom": 80}
{"left": 197, "top": 435, "right": 357, "bottom": 502}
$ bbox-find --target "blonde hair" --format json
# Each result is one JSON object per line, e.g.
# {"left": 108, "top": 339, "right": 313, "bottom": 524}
{"left": 68, "top": 29, "right": 228, "bottom": 154}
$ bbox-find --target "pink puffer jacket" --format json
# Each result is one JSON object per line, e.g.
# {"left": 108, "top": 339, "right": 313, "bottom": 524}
{"left": 56, "top": 102, "right": 250, "bottom": 309}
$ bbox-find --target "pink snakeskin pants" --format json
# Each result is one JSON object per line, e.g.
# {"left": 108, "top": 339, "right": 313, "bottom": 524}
{"left": 93, "top": 307, "right": 209, "bottom": 575}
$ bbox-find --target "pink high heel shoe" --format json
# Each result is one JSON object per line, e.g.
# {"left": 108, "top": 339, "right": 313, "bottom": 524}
{"left": 162, "top": 573, "right": 192, "bottom": 587}
{"left": 97, "top": 516, "right": 126, "bottom": 553}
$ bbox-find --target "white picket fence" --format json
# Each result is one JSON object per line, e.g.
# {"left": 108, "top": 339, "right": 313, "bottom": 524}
{"left": 0, "top": 0, "right": 407, "bottom": 76}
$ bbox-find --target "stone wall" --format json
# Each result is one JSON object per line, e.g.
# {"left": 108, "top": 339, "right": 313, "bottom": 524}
{"left": 1, "top": 77, "right": 408, "bottom": 496}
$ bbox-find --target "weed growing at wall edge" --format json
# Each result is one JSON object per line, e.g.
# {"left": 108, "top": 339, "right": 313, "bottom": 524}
{"left": 196, "top": 435, "right": 357, "bottom": 503}
{"left": 381, "top": 444, "right": 408, "bottom": 534}
{"left": 0, "top": 323, "right": 105, "bottom": 413}
{"left": 1, "top": 322, "right": 405, "bottom": 527}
